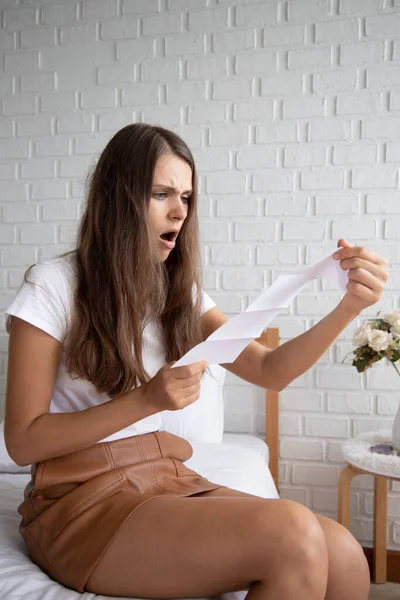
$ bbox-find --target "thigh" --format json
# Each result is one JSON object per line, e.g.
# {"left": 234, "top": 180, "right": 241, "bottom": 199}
{"left": 86, "top": 488, "right": 282, "bottom": 599}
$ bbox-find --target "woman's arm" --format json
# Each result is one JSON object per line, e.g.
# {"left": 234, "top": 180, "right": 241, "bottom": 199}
{"left": 5, "top": 317, "right": 157, "bottom": 466}
{"left": 201, "top": 240, "right": 388, "bottom": 391}
{"left": 202, "top": 301, "right": 357, "bottom": 391}
{"left": 260, "top": 299, "right": 358, "bottom": 389}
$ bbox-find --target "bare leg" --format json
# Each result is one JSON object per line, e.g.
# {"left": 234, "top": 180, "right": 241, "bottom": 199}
{"left": 315, "top": 514, "right": 370, "bottom": 600}
{"left": 86, "top": 488, "right": 328, "bottom": 599}
{"left": 206, "top": 491, "right": 370, "bottom": 600}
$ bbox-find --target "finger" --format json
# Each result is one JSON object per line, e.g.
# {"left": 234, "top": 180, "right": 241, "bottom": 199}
{"left": 333, "top": 245, "right": 387, "bottom": 266}
{"left": 170, "top": 383, "right": 201, "bottom": 405}
{"left": 183, "top": 389, "right": 202, "bottom": 406}
{"left": 337, "top": 238, "right": 353, "bottom": 249}
{"left": 345, "top": 280, "right": 381, "bottom": 305}
{"left": 193, "top": 360, "right": 208, "bottom": 370}
{"left": 347, "top": 267, "right": 385, "bottom": 294}
{"left": 167, "top": 361, "right": 208, "bottom": 378}
{"left": 182, "top": 382, "right": 201, "bottom": 398}
{"left": 338, "top": 257, "right": 387, "bottom": 280}
{"left": 179, "top": 371, "right": 204, "bottom": 389}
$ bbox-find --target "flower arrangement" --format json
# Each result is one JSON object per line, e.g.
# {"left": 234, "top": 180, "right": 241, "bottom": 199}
{"left": 344, "top": 311, "right": 400, "bottom": 375}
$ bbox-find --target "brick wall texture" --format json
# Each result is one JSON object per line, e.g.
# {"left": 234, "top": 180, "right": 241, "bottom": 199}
{"left": 0, "top": 0, "right": 399, "bottom": 549}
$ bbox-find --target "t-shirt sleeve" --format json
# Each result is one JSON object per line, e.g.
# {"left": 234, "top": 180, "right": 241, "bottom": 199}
{"left": 200, "top": 289, "right": 216, "bottom": 315}
{"left": 5, "top": 262, "right": 68, "bottom": 343}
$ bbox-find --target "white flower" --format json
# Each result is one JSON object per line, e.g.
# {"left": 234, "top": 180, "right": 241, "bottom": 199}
{"left": 384, "top": 311, "right": 400, "bottom": 328}
{"left": 367, "top": 329, "right": 392, "bottom": 352}
{"left": 383, "top": 312, "right": 400, "bottom": 338}
{"left": 352, "top": 323, "right": 372, "bottom": 347}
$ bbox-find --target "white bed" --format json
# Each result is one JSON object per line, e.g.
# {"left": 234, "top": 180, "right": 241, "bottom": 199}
{"left": 0, "top": 433, "right": 278, "bottom": 600}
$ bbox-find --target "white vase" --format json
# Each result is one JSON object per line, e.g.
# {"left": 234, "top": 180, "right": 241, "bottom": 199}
{"left": 392, "top": 400, "right": 400, "bottom": 450}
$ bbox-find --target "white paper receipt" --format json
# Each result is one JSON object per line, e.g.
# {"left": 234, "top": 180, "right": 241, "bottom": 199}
{"left": 171, "top": 251, "right": 348, "bottom": 368}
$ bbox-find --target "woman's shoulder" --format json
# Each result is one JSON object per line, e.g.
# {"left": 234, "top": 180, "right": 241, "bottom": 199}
{"left": 27, "top": 251, "right": 77, "bottom": 290}
{"left": 5, "top": 252, "right": 78, "bottom": 343}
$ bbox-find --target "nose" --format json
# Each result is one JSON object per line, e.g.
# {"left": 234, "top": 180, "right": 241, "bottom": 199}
{"left": 169, "top": 194, "right": 187, "bottom": 221}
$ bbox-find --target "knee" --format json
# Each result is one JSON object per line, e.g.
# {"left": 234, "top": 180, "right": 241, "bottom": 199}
{"left": 279, "top": 500, "right": 328, "bottom": 565}
{"left": 256, "top": 499, "right": 329, "bottom": 573}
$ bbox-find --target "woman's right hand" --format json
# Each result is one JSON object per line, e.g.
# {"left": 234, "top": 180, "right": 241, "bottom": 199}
{"left": 142, "top": 361, "right": 208, "bottom": 412}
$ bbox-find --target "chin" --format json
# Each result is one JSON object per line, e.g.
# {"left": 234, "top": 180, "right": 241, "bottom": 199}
{"left": 157, "top": 251, "right": 170, "bottom": 263}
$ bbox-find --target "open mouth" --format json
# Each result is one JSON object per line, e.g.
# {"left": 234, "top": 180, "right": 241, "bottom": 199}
{"left": 160, "top": 231, "right": 177, "bottom": 242}
{"left": 159, "top": 230, "right": 178, "bottom": 248}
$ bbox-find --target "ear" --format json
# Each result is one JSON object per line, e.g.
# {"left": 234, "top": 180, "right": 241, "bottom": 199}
{"left": 337, "top": 238, "right": 353, "bottom": 249}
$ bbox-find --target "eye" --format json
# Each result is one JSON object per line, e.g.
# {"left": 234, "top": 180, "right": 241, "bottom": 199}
{"left": 152, "top": 192, "right": 191, "bottom": 204}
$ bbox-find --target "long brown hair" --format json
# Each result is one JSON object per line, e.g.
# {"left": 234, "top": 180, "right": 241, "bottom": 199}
{"left": 24, "top": 123, "right": 204, "bottom": 398}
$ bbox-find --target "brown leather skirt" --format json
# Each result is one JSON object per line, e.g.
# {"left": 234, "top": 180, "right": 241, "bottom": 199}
{"left": 18, "top": 430, "right": 224, "bottom": 593}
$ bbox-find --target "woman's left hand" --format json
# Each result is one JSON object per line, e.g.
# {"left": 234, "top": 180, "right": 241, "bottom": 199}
{"left": 332, "top": 238, "right": 388, "bottom": 316}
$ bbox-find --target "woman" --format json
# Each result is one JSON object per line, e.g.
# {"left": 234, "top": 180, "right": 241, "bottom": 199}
{"left": 4, "top": 123, "right": 387, "bottom": 600}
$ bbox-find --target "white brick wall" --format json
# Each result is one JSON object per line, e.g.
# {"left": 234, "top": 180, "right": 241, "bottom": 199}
{"left": 0, "top": 0, "right": 399, "bottom": 551}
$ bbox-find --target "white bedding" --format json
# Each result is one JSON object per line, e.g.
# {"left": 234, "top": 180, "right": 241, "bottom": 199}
{"left": 0, "top": 435, "right": 278, "bottom": 600}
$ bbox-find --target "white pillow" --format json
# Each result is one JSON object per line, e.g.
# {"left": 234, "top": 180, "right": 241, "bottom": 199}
{"left": 159, "top": 364, "right": 225, "bottom": 444}
{"left": 0, "top": 421, "right": 30, "bottom": 474}
{"left": 186, "top": 442, "right": 279, "bottom": 499}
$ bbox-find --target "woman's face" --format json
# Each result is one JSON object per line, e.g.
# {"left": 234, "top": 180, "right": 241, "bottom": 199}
{"left": 149, "top": 153, "right": 192, "bottom": 262}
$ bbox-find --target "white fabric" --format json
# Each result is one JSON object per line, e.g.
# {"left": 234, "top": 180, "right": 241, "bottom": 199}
{"left": 222, "top": 432, "right": 269, "bottom": 463}
{"left": 159, "top": 364, "right": 225, "bottom": 444}
{"left": 0, "top": 437, "right": 278, "bottom": 600}
{"left": 187, "top": 440, "right": 276, "bottom": 498}
{"left": 342, "top": 430, "right": 400, "bottom": 479}
{"left": 4, "top": 253, "right": 217, "bottom": 444}
{"left": 0, "top": 422, "right": 29, "bottom": 474}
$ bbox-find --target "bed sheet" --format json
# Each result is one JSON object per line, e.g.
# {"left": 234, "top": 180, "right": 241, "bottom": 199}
{"left": 0, "top": 440, "right": 278, "bottom": 600}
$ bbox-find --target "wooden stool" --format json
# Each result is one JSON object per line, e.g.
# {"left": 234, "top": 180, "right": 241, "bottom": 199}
{"left": 338, "top": 464, "right": 390, "bottom": 583}
{"left": 337, "top": 432, "right": 400, "bottom": 584}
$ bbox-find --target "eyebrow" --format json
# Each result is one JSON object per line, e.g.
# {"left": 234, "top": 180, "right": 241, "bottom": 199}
{"left": 152, "top": 184, "right": 193, "bottom": 195}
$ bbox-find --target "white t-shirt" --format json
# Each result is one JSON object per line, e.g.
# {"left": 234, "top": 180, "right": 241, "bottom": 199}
{"left": 5, "top": 253, "right": 216, "bottom": 443}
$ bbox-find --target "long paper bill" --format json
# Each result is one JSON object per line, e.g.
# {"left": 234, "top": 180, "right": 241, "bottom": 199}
{"left": 172, "top": 251, "right": 348, "bottom": 368}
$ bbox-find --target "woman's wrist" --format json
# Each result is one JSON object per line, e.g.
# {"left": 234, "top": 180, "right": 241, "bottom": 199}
{"left": 118, "top": 382, "right": 159, "bottom": 419}
{"left": 335, "top": 298, "right": 362, "bottom": 323}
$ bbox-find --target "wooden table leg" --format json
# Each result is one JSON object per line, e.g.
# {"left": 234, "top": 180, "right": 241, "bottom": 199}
{"left": 373, "top": 476, "right": 388, "bottom": 584}
{"left": 338, "top": 464, "right": 359, "bottom": 529}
